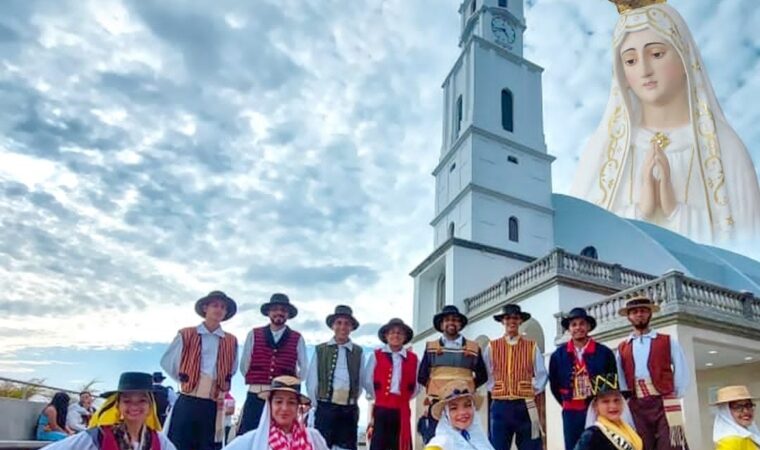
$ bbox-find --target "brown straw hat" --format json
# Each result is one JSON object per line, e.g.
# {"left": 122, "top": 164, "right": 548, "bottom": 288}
{"left": 431, "top": 379, "right": 483, "bottom": 420}
{"left": 710, "top": 385, "right": 758, "bottom": 405}
{"left": 257, "top": 375, "right": 311, "bottom": 405}
{"left": 618, "top": 295, "right": 661, "bottom": 316}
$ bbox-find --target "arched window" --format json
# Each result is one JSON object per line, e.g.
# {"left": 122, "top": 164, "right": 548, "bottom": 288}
{"left": 436, "top": 274, "right": 446, "bottom": 312}
{"left": 498, "top": 0, "right": 507, "bottom": 7}
{"left": 501, "top": 88, "right": 514, "bottom": 132}
{"left": 455, "top": 95, "right": 463, "bottom": 135}
{"left": 448, "top": 222, "right": 455, "bottom": 239}
{"left": 470, "top": 0, "right": 476, "bottom": 14}
{"left": 581, "top": 246, "right": 598, "bottom": 260}
{"left": 508, "top": 216, "right": 519, "bottom": 242}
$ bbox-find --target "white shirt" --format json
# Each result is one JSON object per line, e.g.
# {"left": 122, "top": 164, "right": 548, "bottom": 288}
{"left": 363, "top": 345, "right": 421, "bottom": 400}
{"left": 615, "top": 330, "right": 689, "bottom": 398}
{"left": 41, "top": 428, "right": 176, "bottom": 450}
{"left": 66, "top": 403, "right": 94, "bottom": 432}
{"left": 238, "top": 325, "right": 309, "bottom": 380}
{"left": 441, "top": 335, "right": 464, "bottom": 349}
{"left": 482, "top": 335, "right": 548, "bottom": 393}
{"left": 160, "top": 323, "right": 238, "bottom": 382}
{"left": 305, "top": 338, "right": 366, "bottom": 437}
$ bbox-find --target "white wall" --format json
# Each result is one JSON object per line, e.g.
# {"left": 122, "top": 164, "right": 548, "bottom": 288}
{"left": 449, "top": 245, "right": 527, "bottom": 309}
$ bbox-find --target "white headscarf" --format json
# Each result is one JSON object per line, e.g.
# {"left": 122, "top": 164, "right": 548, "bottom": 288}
{"left": 584, "top": 395, "right": 637, "bottom": 430}
{"left": 713, "top": 404, "right": 760, "bottom": 446}
{"left": 428, "top": 404, "right": 494, "bottom": 450}
{"left": 247, "top": 402, "right": 320, "bottom": 450}
{"left": 570, "top": 3, "right": 760, "bottom": 243}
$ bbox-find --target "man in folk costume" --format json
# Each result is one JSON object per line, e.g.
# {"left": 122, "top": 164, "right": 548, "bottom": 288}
{"left": 363, "top": 318, "right": 420, "bottom": 450}
{"left": 484, "top": 304, "right": 548, "bottom": 450}
{"left": 305, "top": 305, "right": 365, "bottom": 450}
{"left": 161, "top": 291, "right": 238, "bottom": 450}
{"left": 616, "top": 296, "right": 690, "bottom": 450}
{"left": 549, "top": 307, "right": 617, "bottom": 450}
{"left": 237, "top": 293, "right": 308, "bottom": 436}
{"left": 417, "top": 305, "right": 488, "bottom": 444}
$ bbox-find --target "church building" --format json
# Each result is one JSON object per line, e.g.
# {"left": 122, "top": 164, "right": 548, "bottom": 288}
{"left": 410, "top": 1, "right": 760, "bottom": 449}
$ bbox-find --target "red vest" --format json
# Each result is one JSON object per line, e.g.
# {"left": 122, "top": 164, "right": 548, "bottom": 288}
{"left": 372, "top": 348, "right": 417, "bottom": 450}
{"left": 100, "top": 426, "right": 161, "bottom": 450}
{"left": 372, "top": 348, "right": 418, "bottom": 407}
{"left": 618, "top": 333, "right": 674, "bottom": 396}
{"left": 245, "top": 326, "right": 300, "bottom": 385}
{"left": 178, "top": 326, "right": 237, "bottom": 397}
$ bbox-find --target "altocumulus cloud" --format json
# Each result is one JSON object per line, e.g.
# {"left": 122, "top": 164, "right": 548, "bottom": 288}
{"left": 0, "top": 0, "right": 758, "bottom": 356}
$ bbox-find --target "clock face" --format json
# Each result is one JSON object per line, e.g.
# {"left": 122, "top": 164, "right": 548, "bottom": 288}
{"left": 491, "top": 16, "right": 517, "bottom": 48}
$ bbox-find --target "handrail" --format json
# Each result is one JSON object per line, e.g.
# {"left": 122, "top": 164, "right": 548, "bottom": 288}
{"left": 464, "top": 248, "right": 655, "bottom": 312}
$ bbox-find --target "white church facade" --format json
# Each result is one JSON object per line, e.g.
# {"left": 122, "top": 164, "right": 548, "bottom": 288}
{"left": 409, "top": 1, "right": 760, "bottom": 449}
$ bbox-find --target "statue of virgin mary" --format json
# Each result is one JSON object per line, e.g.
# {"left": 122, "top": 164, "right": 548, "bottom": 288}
{"left": 570, "top": 0, "right": 760, "bottom": 245}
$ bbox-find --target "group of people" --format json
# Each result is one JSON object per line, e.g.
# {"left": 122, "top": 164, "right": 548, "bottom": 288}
{"left": 38, "top": 290, "right": 759, "bottom": 450}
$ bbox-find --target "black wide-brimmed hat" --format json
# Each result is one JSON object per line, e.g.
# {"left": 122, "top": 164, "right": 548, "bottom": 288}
{"left": 561, "top": 307, "right": 597, "bottom": 331}
{"left": 260, "top": 293, "right": 298, "bottom": 319}
{"left": 325, "top": 305, "right": 360, "bottom": 330}
{"left": 493, "top": 304, "right": 530, "bottom": 322}
{"left": 433, "top": 305, "right": 468, "bottom": 332}
{"left": 378, "top": 318, "right": 414, "bottom": 345}
{"left": 101, "top": 372, "right": 154, "bottom": 398}
{"left": 257, "top": 375, "right": 311, "bottom": 405}
{"left": 618, "top": 295, "right": 660, "bottom": 316}
{"left": 194, "top": 290, "right": 237, "bottom": 321}
{"left": 151, "top": 372, "right": 165, "bottom": 383}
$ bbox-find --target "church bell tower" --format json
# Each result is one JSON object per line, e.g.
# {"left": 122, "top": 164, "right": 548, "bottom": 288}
{"left": 411, "top": 0, "right": 554, "bottom": 332}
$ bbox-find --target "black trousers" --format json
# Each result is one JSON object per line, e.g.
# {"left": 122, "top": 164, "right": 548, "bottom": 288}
{"left": 418, "top": 404, "right": 438, "bottom": 444}
{"left": 236, "top": 392, "right": 266, "bottom": 436}
{"left": 167, "top": 394, "right": 217, "bottom": 450}
{"left": 315, "top": 401, "right": 359, "bottom": 450}
{"left": 370, "top": 406, "right": 405, "bottom": 450}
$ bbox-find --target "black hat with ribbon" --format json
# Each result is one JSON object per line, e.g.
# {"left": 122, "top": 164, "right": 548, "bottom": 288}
{"left": 561, "top": 307, "right": 597, "bottom": 331}
{"left": 194, "top": 290, "right": 237, "bottom": 321}
{"left": 260, "top": 293, "right": 298, "bottom": 319}
{"left": 493, "top": 304, "right": 531, "bottom": 322}
{"left": 433, "top": 305, "right": 469, "bottom": 332}
{"left": 378, "top": 318, "right": 414, "bottom": 345}
{"left": 325, "top": 305, "right": 360, "bottom": 330}
{"left": 101, "top": 372, "right": 154, "bottom": 398}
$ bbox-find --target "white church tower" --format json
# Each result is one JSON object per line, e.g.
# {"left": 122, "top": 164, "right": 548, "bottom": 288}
{"left": 411, "top": 0, "right": 554, "bottom": 331}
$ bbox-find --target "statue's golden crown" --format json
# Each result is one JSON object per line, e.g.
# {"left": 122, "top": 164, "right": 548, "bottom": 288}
{"left": 609, "top": 0, "right": 667, "bottom": 14}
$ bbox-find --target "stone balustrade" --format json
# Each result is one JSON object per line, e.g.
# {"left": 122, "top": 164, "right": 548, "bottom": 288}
{"left": 464, "top": 248, "right": 654, "bottom": 313}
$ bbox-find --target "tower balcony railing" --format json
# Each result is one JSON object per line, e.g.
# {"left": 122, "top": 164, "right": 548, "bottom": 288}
{"left": 555, "top": 270, "right": 760, "bottom": 341}
{"left": 464, "top": 248, "right": 654, "bottom": 313}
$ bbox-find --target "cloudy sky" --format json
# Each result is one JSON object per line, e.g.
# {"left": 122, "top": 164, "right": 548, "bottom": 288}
{"left": 1, "top": 0, "right": 759, "bottom": 394}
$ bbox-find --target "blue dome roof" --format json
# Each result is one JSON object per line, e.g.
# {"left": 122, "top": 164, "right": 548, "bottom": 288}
{"left": 553, "top": 194, "right": 760, "bottom": 294}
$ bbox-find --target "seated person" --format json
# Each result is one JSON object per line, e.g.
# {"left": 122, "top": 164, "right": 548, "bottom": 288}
{"left": 67, "top": 391, "right": 96, "bottom": 433}
{"left": 573, "top": 374, "right": 641, "bottom": 450}
{"left": 424, "top": 379, "right": 493, "bottom": 450}
{"left": 224, "top": 375, "right": 328, "bottom": 450}
{"left": 712, "top": 385, "right": 760, "bottom": 450}
{"left": 43, "top": 372, "right": 176, "bottom": 450}
{"left": 37, "top": 392, "right": 73, "bottom": 441}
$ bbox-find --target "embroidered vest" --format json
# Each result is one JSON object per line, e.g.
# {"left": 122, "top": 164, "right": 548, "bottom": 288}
{"left": 372, "top": 348, "right": 418, "bottom": 407}
{"left": 178, "top": 326, "right": 237, "bottom": 397}
{"left": 618, "top": 333, "right": 674, "bottom": 396}
{"left": 245, "top": 326, "right": 300, "bottom": 385}
{"left": 89, "top": 426, "right": 161, "bottom": 450}
{"left": 316, "top": 342, "right": 363, "bottom": 403}
{"left": 424, "top": 339, "right": 480, "bottom": 399}
{"left": 490, "top": 336, "right": 535, "bottom": 399}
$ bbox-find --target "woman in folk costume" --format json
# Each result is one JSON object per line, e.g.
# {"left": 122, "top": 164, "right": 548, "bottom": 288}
{"left": 570, "top": 0, "right": 760, "bottom": 245}
{"left": 423, "top": 379, "right": 494, "bottom": 450}
{"left": 711, "top": 385, "right": 760, "bottom": 450}
{"left": 574, "top": 373, "right": 642, "bottom": 450}
{"left": 223, "top": 375, "right": 328, "bottom": 450}
{"left": 42, "top": 372, "right": 177, "bottom": 450}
